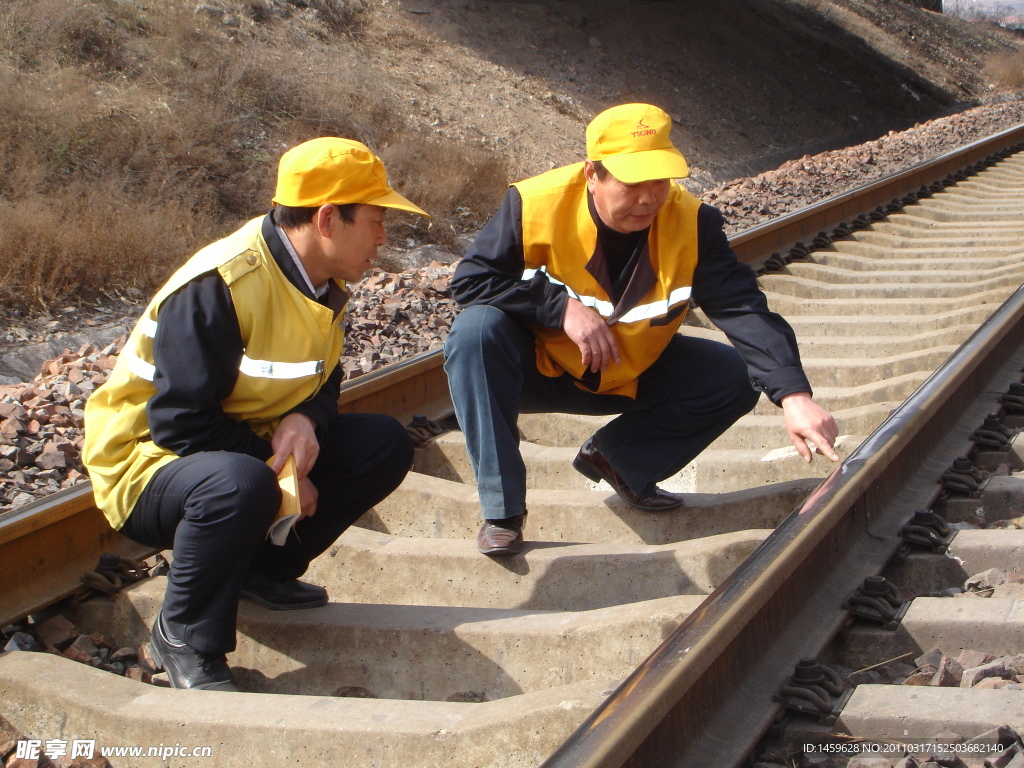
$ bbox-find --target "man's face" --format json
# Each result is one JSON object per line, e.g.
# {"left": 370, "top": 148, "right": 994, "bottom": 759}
{"left": 585, "top": 161, "right": 671, "bottom": 234}
{"left": 321, "top": 203, "right": 387, "bottom": 283}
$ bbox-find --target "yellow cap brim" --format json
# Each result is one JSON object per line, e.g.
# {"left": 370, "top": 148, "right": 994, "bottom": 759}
{"left": 366, "top": 188, "right": 430, "bottom": 217}
{"left": 601, "top": 148, "right": 689, "bottom": 184}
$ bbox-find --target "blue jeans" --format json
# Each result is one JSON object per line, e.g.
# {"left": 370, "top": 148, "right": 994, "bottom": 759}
{"left": 443, "top": 304, "right": 760, "bottom": 520}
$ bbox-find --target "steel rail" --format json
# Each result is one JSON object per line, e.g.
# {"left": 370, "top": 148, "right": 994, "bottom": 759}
{"left": 541, "top": 247, "right": 1024, "bottom": 762}
{"left": 730, "top": 121, "right": 1024, "bottom": 268}
{"left": 0, "top": 484, "right": 152, "bottom": 627}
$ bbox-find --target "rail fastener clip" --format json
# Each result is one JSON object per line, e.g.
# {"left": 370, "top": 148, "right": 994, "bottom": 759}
{"left": 773, "top": 658, "right": 851, "bottom": 726}
{"left": 898, "top": 508, "right": 954, "bottom": 555}
{"left": 841, "top": 575, "right": 909, "bottom": 631}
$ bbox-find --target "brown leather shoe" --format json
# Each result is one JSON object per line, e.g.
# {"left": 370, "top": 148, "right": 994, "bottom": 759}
{"left": 477, "top": 513, "right": 527, "bottom": 555}
{"left": 573, "top": 438, "right": 684, "bottom": 511}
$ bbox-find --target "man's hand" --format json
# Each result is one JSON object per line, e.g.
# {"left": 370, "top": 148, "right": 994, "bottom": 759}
{"left": 270, "top": 412, "right": 319, "bottom": 479}
{"left": 780, "top": 392, "right": 839, "bottom": 463}
{"left": 297, "top": 476, "right": 318, "bottom": 519}
{"left": 563, "top": 297, "right": 621, "bottom": 373}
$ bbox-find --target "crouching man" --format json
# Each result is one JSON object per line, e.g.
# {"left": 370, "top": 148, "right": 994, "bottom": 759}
{"left": 443, "top": 104, "right": 838, "bottom": 555}
{"left": 83, "top": 138, "right": 427, "bottom": 690}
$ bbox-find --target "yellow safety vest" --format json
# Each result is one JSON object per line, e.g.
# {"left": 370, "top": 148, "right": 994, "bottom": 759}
{"left": 513, "top": 163, "right": 701, "bottom": 397}
{"left": 83, "top": 216, "right": 346, "bottom": 529}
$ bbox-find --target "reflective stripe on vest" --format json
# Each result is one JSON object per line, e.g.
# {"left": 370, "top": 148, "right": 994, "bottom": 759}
{"left": 124, "top": 354, "right": 156, "bottom": 383}
{"left": 238, "top": 356, "right": 325, "bottom": 379}
{"left": 123, "top": 318, "right": 326, "bottom": 382}
{"left": 522, "top": 266, "right": 691, "bottom": 324}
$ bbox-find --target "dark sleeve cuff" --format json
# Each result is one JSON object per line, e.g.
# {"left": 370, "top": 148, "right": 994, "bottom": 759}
{"left": 760, "top": 367, "right": 813, "bottom": 406}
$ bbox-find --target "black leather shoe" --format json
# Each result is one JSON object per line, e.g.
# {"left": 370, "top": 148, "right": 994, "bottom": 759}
{"left": 239, "top": 571, "right": 328, "bottom": 610}
{"left": 573, "top": 438, "right": 684, "bottom": 511}
{"left": 477, "top": 513, "right": 527, "bottom": 555}
{"left": 149, "top": 613, "right": 241, "bottom": 692}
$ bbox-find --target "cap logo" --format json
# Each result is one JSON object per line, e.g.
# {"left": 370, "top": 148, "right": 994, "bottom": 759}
{"left": 584, "top": 104, "right": 688, "bottom": 182}
{"left": 631, "top": 118, "right": 656, "bottom": 138}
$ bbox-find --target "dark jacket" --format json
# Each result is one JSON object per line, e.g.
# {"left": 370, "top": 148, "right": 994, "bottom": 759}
{"left": 451, "top": 186, "right": 811, "bottom": 404}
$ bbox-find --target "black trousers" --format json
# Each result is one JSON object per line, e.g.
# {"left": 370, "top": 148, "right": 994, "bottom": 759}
{"left": 444, "top": 304, "right": 762, "bottom": 519}
{"left": 121, "top": 413, "right": 413, "bottom": 654}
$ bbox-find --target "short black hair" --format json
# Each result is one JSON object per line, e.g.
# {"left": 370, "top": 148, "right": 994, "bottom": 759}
{"left": 272, "top": 203, "right": 359, "bottom": 229}
{"left": 591, "top": 160, "right": 611, "bottom": 181}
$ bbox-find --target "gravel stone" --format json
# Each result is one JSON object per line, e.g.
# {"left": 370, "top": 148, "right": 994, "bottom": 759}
{"left": 930, "top": 656, "right": 964, "bottom": 687}
{"left": 902, "top": 668, "right": 937, "bottom": 686}
{"left": 2, "top": 632, "right": 40, "bottom": 653}
{"left": 33, "top": 615, "right": 78, "bottom": 652}
{"left": 958, "top": 650, "right": 996, "bottom": 669}
{"left": 965, "top": 568, "right": 1007, "bottom": 593}
{"left": 961, "top": 661, "right": 1010, "bottom": 688}
{"left": 916, "top": 647, "right": 945, "bottom": 669}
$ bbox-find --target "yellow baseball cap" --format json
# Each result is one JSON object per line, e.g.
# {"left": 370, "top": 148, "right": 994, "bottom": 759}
{"left": 273, "top": 137, "right": 428, "bottom": 216}
{"left": 586, "top": 104, "right": 689, "bottom": 184}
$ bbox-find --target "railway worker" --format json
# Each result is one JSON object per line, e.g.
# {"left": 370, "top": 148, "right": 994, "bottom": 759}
{"left": 83, "top": 138, "right": 426, "bottom": 691}
{"left": 443, "top": 103, "right": 839, "bottom": 556}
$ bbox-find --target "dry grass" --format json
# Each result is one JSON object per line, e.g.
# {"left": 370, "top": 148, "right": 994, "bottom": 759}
{"left": 984, "top": 52, "right": 1024, "bottom": 90}
{"left": 0, "top": 188, "right": 216, "bottom": 310}
{"left": 381, "top": 139, "right": 510, "bottom": 253}
{"left": 0, "top": 0, "right": 508, "bottom": 312}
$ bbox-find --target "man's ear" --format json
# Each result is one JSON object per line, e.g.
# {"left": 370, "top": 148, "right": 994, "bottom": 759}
{"left": 315, "top": 204, "right": 335, "bottom": 237}
{"left": 583, "top": 160, "right": 598, "bottom": 190}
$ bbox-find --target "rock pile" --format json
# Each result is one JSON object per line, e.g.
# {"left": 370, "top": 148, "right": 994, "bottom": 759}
{"left": 5, "top": 614, "right": 130, "bottom": 677}
{"left": 829, "top": 644, "right": 1024, "bottom": 691}
{"left": 896, "top": 646, "right": 1024, "bottom": 690}
{"left": 0, "top": 343, "right": 121, "bottom": 511}
{"left": 341, "top": 262, "right": 456, "bottom": 380}
{"left": 704, "top": 100, "right": 1024, "bottom": 233}
{"left": 959, "top": 567, "right": 1024, "bottom": 598}
{"left": 1, "top": 608, "right": 159, "bottom": 768}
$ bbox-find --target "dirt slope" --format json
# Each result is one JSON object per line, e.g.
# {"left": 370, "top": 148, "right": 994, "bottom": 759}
{"left": 358, "top": 0, "right": 1024, "bottom": 187}
{"left": 1, "top": 0, "right": 1022, "bottom": 326}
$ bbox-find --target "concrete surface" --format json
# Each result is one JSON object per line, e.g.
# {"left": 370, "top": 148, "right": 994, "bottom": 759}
{"left": 305, "top": 527, "right": 769, "bottom": 609}
{"left": 76, "top": 578, "right": 705, "bottom": 700}
{"left": 0, "top": 651, "right": 608, "bottom": 768}
{"left": 840, "top": 685, "right": 1024, "bottom": 746}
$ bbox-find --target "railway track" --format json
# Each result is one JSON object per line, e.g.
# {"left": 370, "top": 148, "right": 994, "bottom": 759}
{"left": 2, "top": 125, "right": 1024, "bottom": 768}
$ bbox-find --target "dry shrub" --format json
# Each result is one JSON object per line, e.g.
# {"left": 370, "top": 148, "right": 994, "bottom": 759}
{"left": 0, "top": 183, "right": 221, "bottom": 310}
{"left": 195, "top": 0, "right": 370, "bottom": 39}
{"left": 380, "top": 139, "right": 510, "bottom": 252}
{"left": 0, "top": 0, "right": 499, "bottom": 310}
{"left": 984, "top": 52, "right": 1024, "bottom": 90}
